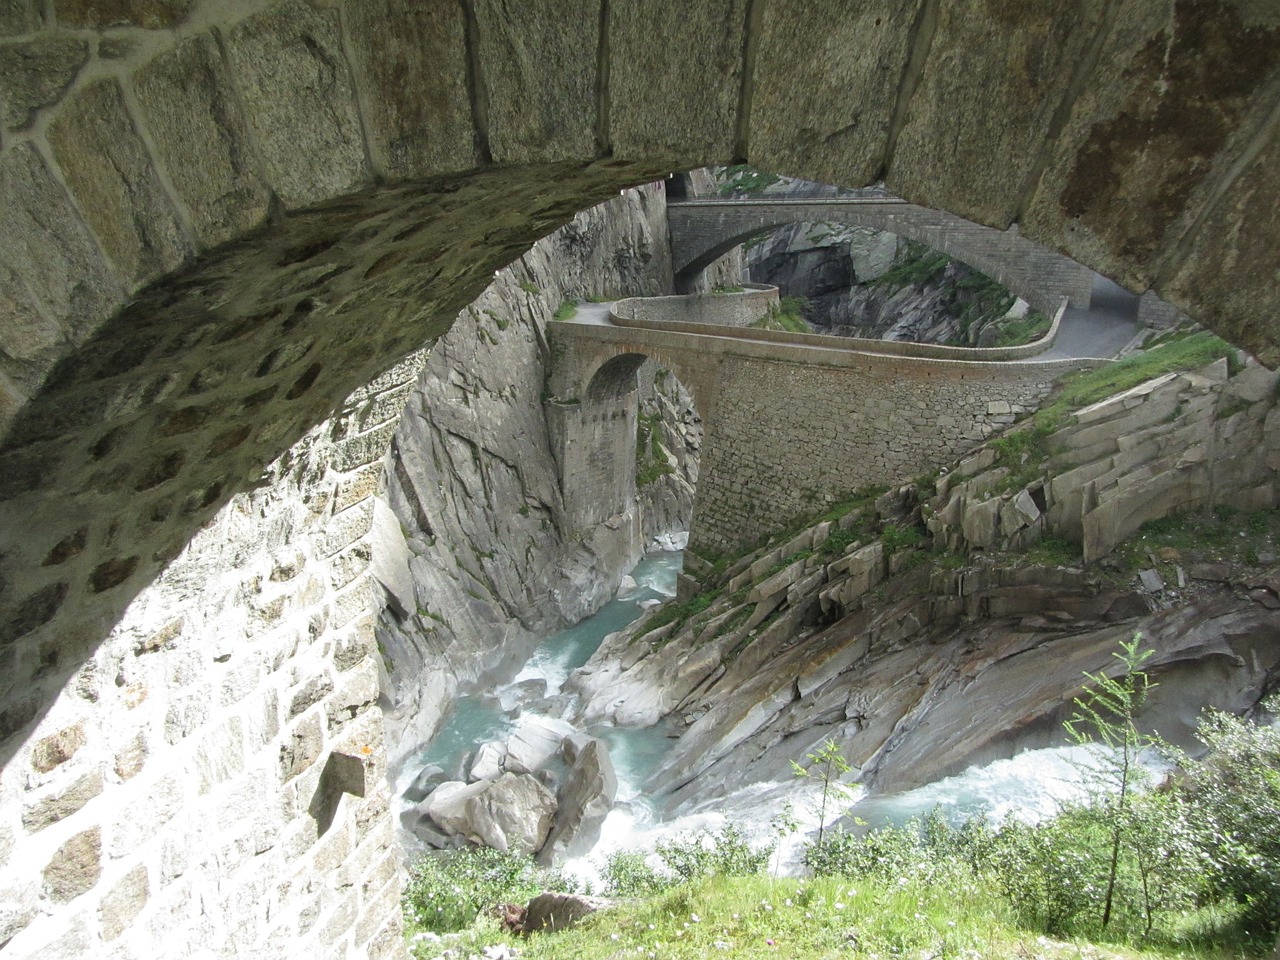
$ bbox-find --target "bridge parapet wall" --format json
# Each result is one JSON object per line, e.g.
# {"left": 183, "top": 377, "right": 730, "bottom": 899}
{"left": 611, "top": 284, "right": 778, "bottom": 328}
{"left": 610, "top": 298, "right": 1070, "bottom": 363}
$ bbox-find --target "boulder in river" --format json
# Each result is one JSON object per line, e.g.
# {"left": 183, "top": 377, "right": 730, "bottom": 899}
{"left": 403, "top": 764, "right": 446, "bottom": 803}
{"left": 427, "top": 774, "right": 558, "bottom": 854}
{"left": 538, "top": 735, "right": 617, "bottom": 864}
{"left": 469, "top": 741, "right": 507, "bottom": 782}
{"left": 503, "top": 716, "right": 577, "bottom": 775}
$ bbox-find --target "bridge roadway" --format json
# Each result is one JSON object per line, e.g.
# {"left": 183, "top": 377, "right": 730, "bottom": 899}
{"left": 548, "top": 286, "right": 1140, "bottom": 559}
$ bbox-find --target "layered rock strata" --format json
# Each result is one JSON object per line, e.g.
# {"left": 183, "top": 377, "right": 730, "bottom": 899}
{"left": 569, "top": 355, "right": 1280, "bottom": 809}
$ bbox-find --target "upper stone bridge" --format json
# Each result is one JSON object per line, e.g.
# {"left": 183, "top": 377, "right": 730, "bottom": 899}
{"left": 667, "top": 196, "right": 1096, "bottom": 317}
{"left": 546, "top": 290, "right": 1095, "bottom": 560}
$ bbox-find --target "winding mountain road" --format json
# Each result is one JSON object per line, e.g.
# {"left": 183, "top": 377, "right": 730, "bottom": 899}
{"left": 568, "top": 272, "right": 1143, "bottom": 363}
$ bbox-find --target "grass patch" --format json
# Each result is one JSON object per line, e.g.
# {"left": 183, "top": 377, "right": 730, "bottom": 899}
{"left": 635, "top": 587, "right": 724, "bottom": 644}
{"left": 751, "top": 295, "right": 810, "bottom": 334}
{"left": 1103, "top": 506, "right": 1280, "bottom": 582}
{"left": 872, "top": 241, "right": 950, "bottom": 290}
{"left": 552, "top": 300, "right": 578, "bottom": 322}
{"left": 517, "top": 280, "right": 541, "bottom": 295}
{"left": 1023, "top": 533, "right": 1082, "bottom": 567}
{"left": 1033, "top": 330, "right": 1236, "bottom": 431}
{"left": 990, "top": 308, "right": 1050, "bottom": 347}
{"left": 716, "top": 164, "right": 782, "bottom": 196}
{"left": 635, "top": 412, "right": 673, "bottom": 487}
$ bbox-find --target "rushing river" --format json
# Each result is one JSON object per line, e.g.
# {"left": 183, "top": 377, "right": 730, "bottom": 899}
{"left": 406, "top": 551, "right": 1148, "bottom": 883}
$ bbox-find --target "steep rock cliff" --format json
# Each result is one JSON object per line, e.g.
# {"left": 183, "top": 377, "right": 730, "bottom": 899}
{"left": 374, "top": 185, "right": 698, "bottom": 771}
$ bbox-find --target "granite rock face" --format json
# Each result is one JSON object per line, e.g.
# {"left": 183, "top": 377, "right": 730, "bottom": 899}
{"left": 537, "top": 735, "right": 617, "bottom": 865}
{"left": 375, "top": 184, "right": 696, "bottom": 798}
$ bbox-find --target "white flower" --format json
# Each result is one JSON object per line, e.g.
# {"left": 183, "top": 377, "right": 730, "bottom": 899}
{"left": 690, "top": 913, "right": 701, "bottom": 923}
{"left": 835, "top": 903, "right": 846, "bottom": 911}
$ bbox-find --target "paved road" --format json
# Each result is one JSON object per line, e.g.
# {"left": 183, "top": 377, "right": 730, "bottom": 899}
{"left": 1037, "top": 274, "right": 1142, "bottom": 361}
{"left": 565, "top": 272, "right": 1144, "bottom": 363}
{"left": 571, "top": 301, "right": 614, "bottom": 326}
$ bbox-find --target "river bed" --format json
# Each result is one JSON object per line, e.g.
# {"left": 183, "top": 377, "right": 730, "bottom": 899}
{"left": 402, "top": 551, "right": 1146, "bottom": 883}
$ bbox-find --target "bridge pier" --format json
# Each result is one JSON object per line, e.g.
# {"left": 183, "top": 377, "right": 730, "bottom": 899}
{"left": 544, "top": 394, "right": 639, "bottom": 537}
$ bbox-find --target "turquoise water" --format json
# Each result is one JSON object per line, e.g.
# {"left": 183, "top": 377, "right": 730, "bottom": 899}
{"left": 417, "top": 552, "right": 683, "bottom": 777}
{"left": 406, "top": 548, "right": 1134, "bottom": 879}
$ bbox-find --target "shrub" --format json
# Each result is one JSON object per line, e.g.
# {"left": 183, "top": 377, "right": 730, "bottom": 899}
{"left": 600, "top": 850, "right": 673, "bottom": 898}
{"left": 402, "top": 846, "right": 576, "bottom": 933}
{"left": 1178, "top": 695, "right": 1280, "bottom": 936}
{"left": 655, "top": 824, "right": 772, "bottom": 881}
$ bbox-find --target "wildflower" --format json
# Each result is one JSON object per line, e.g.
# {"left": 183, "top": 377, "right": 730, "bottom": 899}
{"left": 835, "top": 903, "right": 846, "bottom": 911}
{"left": 690, "top": 913, "right": 701, "bottom": 923}
{"left": 766, "top": 938, "right": 776, "bottom": 946}
{"left": 611, "top": 934, "right": 620, "bottom": 941}
{"left": 783, "top": 899, "right": 793, "bottom": 907}
{"left": 714, "top": 941, "right": 731, "bottom": 951}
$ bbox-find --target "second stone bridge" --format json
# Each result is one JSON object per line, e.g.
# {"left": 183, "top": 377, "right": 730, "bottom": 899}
{"left": 545, "top": 290, "right": 1102, "bottom": 564}
{"left": 667, "top": 195, "right": 1096, "bottom": 317}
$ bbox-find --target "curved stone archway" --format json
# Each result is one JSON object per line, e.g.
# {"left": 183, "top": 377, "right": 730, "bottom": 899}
{"left": 586, "top": 353, "right": 651, "bottom": 402}
{"left": 1, "top": 2, "right": 1279, "bottom": 956}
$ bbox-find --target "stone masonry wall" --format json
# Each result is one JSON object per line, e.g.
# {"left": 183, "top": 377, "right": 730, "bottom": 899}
{"left": 690, "top": 355, "right": 1076, "bottom": 557}
{"left": 0, "top": 357, "right": 417, "bottom": 958}
{"left": 612, "top": 284, "right": 777, "bottom": 328}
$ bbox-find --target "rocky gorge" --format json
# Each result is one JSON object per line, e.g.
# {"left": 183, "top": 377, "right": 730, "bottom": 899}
{"left": 370, "top": 181, "right": 727, "bottom": 859}
{"left": 568, "top": 346, "right": 1280, "bottom": 817}
{"left": 372, "top": 177, "right": 1279, "bottom": 872}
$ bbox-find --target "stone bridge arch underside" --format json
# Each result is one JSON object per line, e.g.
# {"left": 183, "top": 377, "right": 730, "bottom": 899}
{"left": 668, "top": 199, "right": 1097, "bottom": 316}
{"left": 1, "top": 1, "right": 1279, "bottom": 955}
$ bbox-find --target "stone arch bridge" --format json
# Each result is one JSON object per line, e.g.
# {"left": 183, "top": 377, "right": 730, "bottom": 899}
{"left": 667, "top": 196, "right": 1096, "bottom": 316}
{"left": 0, "top": 2, "right": 1277, "bottom": 958}
{"left": 546, "top": 294, "right": 1093, "bottom": 561}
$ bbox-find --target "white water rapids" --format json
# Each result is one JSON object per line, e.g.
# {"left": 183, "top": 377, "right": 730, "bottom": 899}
{"left": 402, "top": 552, "right": 1154, "bottom": 887}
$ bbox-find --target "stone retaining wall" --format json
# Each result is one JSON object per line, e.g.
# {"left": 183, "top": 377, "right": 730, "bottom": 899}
{"left": 691, "top": 354, "right": 1076, "bottom": 557}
